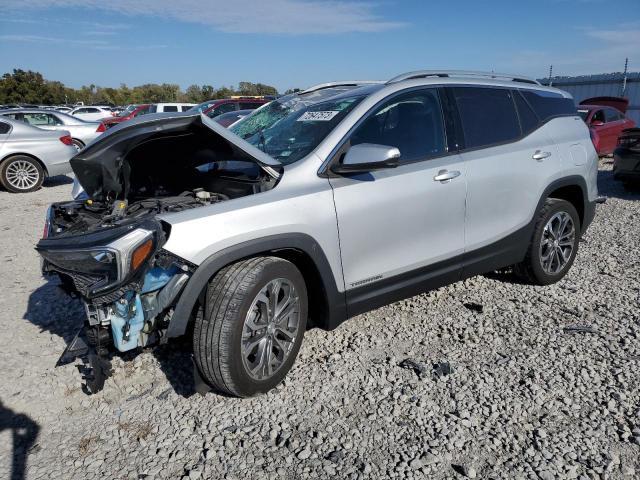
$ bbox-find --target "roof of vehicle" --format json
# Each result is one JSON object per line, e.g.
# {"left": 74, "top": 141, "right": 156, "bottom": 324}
{"left": 155, "top": 103, "right": 196, "bottom": 106}
{"left": 0, "top": 108, "right": 99, "bottom": 122}
{"left": 278, "top": 72, "right": 571, "bottom": 110}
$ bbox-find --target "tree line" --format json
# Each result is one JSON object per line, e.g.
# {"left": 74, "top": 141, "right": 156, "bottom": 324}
{"left": 0, "top": 69, "right": 282, "bottom": 106}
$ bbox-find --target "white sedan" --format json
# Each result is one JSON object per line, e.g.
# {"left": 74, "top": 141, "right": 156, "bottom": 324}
{"left": 69, "top": 106, "right": 112, "bottom": 122}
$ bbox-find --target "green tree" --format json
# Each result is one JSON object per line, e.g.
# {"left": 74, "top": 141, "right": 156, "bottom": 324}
{"left": 0, "top": 69, "right": 280, "bottom": 105}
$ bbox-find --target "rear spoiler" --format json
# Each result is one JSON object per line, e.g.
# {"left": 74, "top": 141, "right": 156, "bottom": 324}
{"left": 579, "top": 96, "right": 629, "bottom": 114}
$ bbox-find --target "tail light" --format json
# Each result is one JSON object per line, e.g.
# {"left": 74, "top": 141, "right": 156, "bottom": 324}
{"left": 96, "top": 123, "right": 106, "bottom": 133}
{"left": 59, "top": 134, "right": 73, "bottom": 146}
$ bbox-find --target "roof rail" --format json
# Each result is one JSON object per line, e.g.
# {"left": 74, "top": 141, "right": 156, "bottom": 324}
{"left": 387, "top": 70, "right": 541, "bottom": 86}
{"left": 300, "top": 81, "right": 383, "bottom": 94}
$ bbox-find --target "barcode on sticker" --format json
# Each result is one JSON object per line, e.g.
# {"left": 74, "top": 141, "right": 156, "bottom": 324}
{"left": 297, "top": 111, "right": 339, "bottom": 121}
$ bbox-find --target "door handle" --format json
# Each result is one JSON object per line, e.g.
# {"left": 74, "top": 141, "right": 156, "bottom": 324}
{"left": 532, "top": 150, "right": 551, "bottom": 161}
{"left": 433, "top": 169, "right": 461, "bottom": 183}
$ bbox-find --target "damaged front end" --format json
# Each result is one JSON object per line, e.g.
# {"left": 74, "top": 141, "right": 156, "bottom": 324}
{"left": 36, "top": 112, "right": 281, "bottom": 393}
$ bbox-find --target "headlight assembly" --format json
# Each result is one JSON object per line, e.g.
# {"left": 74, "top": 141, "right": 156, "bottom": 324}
{"left": 40, "top": 228, "right": 154, "bottom": 296}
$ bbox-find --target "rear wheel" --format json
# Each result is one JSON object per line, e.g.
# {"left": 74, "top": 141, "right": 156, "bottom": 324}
{"left": 0, "top": 155, "right": 45, "bottom": 193}
{"left": 193, "top": 257, "right": 307, "bottom": 397}
{"left": 514, "top": 199, "right": 580, "bottom": 285}
{"left": 71, "top": 138, "right": 84, "bottom": 152}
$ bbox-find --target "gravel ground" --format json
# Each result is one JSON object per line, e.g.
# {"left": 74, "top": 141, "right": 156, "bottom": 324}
{"left": 0, "top": 161, "right": 639, "bottom": 480}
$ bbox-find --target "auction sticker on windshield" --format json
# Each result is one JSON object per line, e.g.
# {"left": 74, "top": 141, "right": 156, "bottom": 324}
{"left": 297, "top": 111, "right": 340, "bottom": 121}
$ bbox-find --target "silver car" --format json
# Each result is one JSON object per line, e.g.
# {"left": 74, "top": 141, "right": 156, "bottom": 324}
{"left": 38, "top": 71, "right": 598, "bottom": 396}
{"left": 1, "top": 109, "right": 105, "bottom": 151}
{"left": 0, "top": 116, "right": 76, "bottom": 192}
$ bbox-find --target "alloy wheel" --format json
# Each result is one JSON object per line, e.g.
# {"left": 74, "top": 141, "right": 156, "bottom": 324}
{"left": 5, "top": 160, "right": 40, "bottom": 190}
{"left": 539, "top": 211, "right": 575, "bottom": 275}
{"left": 241, "top": 278, "right": 301, "bottom": 381}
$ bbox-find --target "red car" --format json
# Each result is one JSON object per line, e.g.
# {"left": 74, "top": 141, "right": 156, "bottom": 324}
{"left": 101, "top": 104, "right": 153, "bottom": 129}
{"left": 578, "top": 96, "right": 636, "bottom": 156}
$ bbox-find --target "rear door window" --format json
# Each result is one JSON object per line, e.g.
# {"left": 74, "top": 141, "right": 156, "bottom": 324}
{"left": 351, "top": 88, "right": 446, "bottom": 163}
{"left": 163, "top": 105, "right": 178, "bottom": 112}
{"left": 24, "top": 113, "right": 62, "bottom": 126}
{"left": 452, "top": 87, "right": 520, "bottom": 149}
{"left": 591, "top": 110, "right": 605, "bottom": 123}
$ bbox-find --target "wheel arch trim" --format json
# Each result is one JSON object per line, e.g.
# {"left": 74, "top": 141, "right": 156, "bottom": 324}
{"left": 166, "top": 233, "right": 347, "bottom": 338}
{"left": 541, "top": 175, "right": 593, "bottom": 232}
{"left": 1, "top": 152, "right": 49, "bottom": 176}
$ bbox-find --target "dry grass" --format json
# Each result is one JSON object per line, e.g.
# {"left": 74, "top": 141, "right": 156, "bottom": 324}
{"left": 117, "top": 420, "right": 153, "bottom": 441}
{"left": 78, "top": 435, "right": 99, "bottom": 455}
{"left": 63, "top": 385, "right": 80, "bottom": 397}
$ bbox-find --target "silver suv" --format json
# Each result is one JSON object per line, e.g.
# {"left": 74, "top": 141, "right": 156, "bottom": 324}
{"left": 38, "top": 71, "right": 598, "bottom": 396}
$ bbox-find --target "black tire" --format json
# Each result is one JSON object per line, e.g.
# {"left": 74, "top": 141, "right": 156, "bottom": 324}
{"left": 193, "top": 256, "right": 308, "bottom": 397}
{"left": 514, "top": 198, "right": 580, "bottom": 285}
{"left": 71, "top": 138, "right": 84, "bottom": 152}
{"left": 0, "top": 155, "right": 45, "bottom": 193}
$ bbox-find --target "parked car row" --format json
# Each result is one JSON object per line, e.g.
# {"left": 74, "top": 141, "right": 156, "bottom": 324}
{"left": 1, "top": 109, "right": 105, "bottom": 151}
{"left": 0, "top": 97, "right": 271, "bottom": 193}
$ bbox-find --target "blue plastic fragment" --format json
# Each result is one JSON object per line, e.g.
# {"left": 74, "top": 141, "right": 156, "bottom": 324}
{"left": 110, "top": 266, "right": 180, "bottom": 352}
{"left": 111, "top": 293, "right": 144, "bottom": 352}
{"left": 142, "top": 266, "right": 179, "bottom": 293}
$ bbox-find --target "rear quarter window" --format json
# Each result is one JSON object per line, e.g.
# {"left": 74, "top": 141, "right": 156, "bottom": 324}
{"left": 452, "top": 87, "right": 520, "bottom": 149}
{"left": 163, "top": 106, "right": 178, "bottom": 112}
{"left": 514, "top": 91, "right": 539, "bottom": 136}
{"left": 521, "top": 89, "right": 576, "bottom": 122}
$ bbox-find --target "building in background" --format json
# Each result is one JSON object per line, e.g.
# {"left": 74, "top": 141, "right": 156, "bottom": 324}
{"left": 539, "top": 72, "right": 640, "bottom": 124}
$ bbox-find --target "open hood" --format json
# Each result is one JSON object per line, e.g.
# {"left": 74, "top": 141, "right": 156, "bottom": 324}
{"left": 70, "top": 112, "right": 281, "bottom": 200}
{"left": 579, "top": 96, "right": 629, "bottom": 114}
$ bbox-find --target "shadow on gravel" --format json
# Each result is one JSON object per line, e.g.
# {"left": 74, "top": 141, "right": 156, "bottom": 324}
{"left": 23, "top": 278, "right": 84, "bottom": 343}
{"left": 153, "top": 342, "right": 198, "bottom": 398}
{"left": 597, "top": 168, "right": 640, "bottom": 201}
{"left": 0, "top": 400, "right": 40, "bottom": 480}
{"left": 42, "top": 175, "right": 73, "bottom": 188}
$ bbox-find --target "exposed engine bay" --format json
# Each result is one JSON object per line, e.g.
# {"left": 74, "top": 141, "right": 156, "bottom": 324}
{"left": 36, "top": 112, "right": 282, "bottom": 393}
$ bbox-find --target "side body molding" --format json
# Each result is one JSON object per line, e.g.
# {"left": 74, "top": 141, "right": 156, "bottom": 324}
{"left": 166, "top": 233, "right": 347, "bottom": 337}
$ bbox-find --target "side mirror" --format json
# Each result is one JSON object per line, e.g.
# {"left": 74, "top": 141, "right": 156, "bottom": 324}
{"left": 591, "top": 120, "right": 604, "bottom": 127}
{"left": 331, "top": 143, "right": 400, "bottom": 174}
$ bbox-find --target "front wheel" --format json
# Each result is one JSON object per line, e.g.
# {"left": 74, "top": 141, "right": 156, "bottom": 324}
{"left": 514, "top": 199, "right": 580, "bottom": 285}
{"left": 193, "top": 257, "right": 308, "bottom": 397}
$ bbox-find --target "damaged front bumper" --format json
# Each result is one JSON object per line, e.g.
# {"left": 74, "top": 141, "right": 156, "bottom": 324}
{"left": 38, "top": 211, "right": 194, "bottom": 393}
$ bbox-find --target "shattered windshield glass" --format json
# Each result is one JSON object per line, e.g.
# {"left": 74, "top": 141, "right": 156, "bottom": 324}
{"left": 230, "top": 94, "right": 364, "bottom": 165}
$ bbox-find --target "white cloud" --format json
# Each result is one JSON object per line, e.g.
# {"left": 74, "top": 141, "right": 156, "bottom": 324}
{"left": 0, "top": 34, "right": 110, "bottom": 47}
{"left": 0, "top": 34, "right": 166, "bottom": 50}
{"left": 3, "top": 0, "right": 405, "bottom": 34}
{"left": 586, "top": 28, "right": 640, "bottom": 44}
{"left": 499, "top": 26, "right": 639, "bottom": 78}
